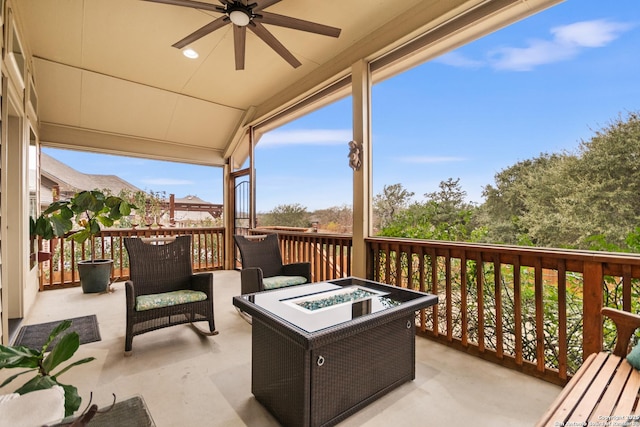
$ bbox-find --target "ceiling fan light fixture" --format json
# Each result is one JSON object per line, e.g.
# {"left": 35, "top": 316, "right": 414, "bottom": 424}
{"left": 229, "top": 9, "right": 251, "bottom": 27}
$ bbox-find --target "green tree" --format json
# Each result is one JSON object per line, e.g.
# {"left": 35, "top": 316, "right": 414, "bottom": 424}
{"left": 478, "top": 111, "right": 640, "bottom": 250}
{"left": 570, "top": 112, "right": 640, "bottom": 248}
{"left": 378, "top": 178, "right": 481, "bottom": 242}
{"left": 479, "top": 154, "right": 563, "bottom": 245}
{"left": 424, "top": 178, "right": 475, "bottom": 226}
{"left": 373, "top": 183, "right": 414, "bottom": 231}
{"left": 260, "top": 203, "right": 311, "bottom": 228}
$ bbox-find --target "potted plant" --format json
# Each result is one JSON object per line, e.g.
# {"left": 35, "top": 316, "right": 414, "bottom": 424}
{"left": 35, "top": 190, "right": 136, "bottom": 293}
{"left": 0, "top": 319, "right": 95, "bottom": 417}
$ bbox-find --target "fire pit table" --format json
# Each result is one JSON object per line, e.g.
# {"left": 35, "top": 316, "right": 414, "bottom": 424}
{"left": 232, "top": 276, "right": 438, "bottom": 427}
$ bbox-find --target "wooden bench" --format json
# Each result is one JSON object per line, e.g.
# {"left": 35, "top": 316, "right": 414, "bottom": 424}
{"left": 537, "top": 308, "right": 640, "bottom": 426}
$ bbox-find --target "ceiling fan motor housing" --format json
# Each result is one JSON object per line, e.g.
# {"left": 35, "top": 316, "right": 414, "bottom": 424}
{"left": 227, "top": 2, "right": 256, "bottom": 27}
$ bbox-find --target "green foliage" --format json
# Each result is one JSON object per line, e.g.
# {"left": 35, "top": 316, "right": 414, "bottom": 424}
{"left": 35, "top": 190, "right": 136, "bottom": 261}
{"left": 0, "top": 320, "right": 95, "bottom": 417}
{"left": 373, "top": 183, "right": 414, "bottom": 230}
{"left": 478, "top": 111, "right": 640, "bottom": 250}
{"left": 377, "top": 178, "right": 481, "bottom": 242}
{"left": 374, "top": 111, "right": 640, "bottom": 253}
{"left": 479, "top": 153, "right": 568, "bottom": 246}
{"left": 124, "top": 189, "right": 166, "bottom": 225}
{"left": 260, "top": 203, "right": 311, "bottom": 228}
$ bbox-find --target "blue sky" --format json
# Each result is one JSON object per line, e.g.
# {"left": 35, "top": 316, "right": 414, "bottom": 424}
{"left": 45, "top": 0, "right": 640, "bottom": 212}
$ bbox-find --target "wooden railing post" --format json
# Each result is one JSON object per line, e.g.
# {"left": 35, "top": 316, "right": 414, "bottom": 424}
{"left": 582, "top": 261, "right": 603, "bottom": 358}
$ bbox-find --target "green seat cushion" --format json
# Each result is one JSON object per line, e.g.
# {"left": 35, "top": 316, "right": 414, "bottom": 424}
{"left": 136, "top": 290, "right": 207, "bottom": 311}
{"left": 627, "top": 343, "right": 640, "bottom": 369}
{"left": 262, "top": 275, "right": 307, "bottom": 290}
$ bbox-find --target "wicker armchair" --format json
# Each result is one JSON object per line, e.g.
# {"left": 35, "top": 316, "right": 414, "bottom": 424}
{"left": 123, "top": 235, "right": 218, "bottom": 355}
{"left": 234, "top": 234, "right": 311, "bottom": 294}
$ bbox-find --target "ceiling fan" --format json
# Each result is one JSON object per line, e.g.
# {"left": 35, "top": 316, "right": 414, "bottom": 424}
{"left": 145, "top": 0, "right": 342, "bottom": 70}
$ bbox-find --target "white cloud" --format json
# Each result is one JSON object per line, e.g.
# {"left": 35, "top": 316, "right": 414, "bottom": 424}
{"left": 436, "top": 20, "right": 633, "bottom": 72}
{"left": 141, "top": 178, "right": 194, "bottom": 185}
{"left": 490, "top": 19, "right": 633, "bottom": 71}
{"left": 434, "top": 51, "right": 483, "bottom": 68}
{"left": 260, "top": 129, "right": 352, "bottom": 147}
{"left": 551, "top": 19, "right": 631, "bottom": 48}
{"left": 396, "top": 156, "right": 466, "bottom": 164}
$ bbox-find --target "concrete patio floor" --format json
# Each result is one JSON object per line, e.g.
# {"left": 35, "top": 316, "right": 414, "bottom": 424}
{"left": 4, "top": 270, "right": 561, "bottom": 426}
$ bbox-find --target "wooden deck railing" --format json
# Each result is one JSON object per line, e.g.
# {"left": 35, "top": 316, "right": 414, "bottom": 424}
{"left": 367, "top": 237, "right": 640, "bottom": 385}
{"left": 42, "top": 226, "right": 640, "bottom": 386}
{"left": 39, "top": 227, "right": 225, "bottom": 290}
{"left": 248, "top": 229, "right": 352, "bottom": 282}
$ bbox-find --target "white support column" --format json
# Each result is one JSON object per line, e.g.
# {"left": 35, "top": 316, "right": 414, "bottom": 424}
{"left": 351, "top": 60, "right": 372, "bottom": 278}
{"left": 222, "top": 161, "right": 233, "bottom": 269}
{"left": 249, "top": 126, "right": 256, "bottom": 229}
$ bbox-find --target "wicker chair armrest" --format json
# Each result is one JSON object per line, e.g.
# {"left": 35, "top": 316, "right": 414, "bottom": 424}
{"left": 125, "top": 280, "right": 137, "bottom": 310}
{"left": 241, "top": 267, "right": 264, "bottom": 294}
{"left": 282, "top": 262, "right": 311, "bottom": 283}
{"left": 602, "top": 307, "right": 640, "bottom": 357}
{"left": 190, "top": 272, "right": 214, "bottom": 297}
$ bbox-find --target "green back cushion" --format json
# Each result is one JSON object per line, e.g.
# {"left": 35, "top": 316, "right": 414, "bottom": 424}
{"left": 136, "top": 290, "right": 207, "bottom": 311}
{"left": 627, "top": 343, "right": 640, "bottom": 369}
{"left": 262, "top": 275, "right": 307, "bottom": 290}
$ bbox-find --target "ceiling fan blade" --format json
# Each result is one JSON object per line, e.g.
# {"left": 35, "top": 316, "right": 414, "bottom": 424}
{"left": 257, "top": 11, "right": 341, "bottom": 38}
{"left": 248, "top": 21, "right": 301, "bottom": 68}
{"left": 253, "top": 0, "right": 281, "bottom": 13}
{"left": 233, "top": 25, "right": 246, "bottom": 70}
{"left": 172, "top": 15, "right": 229, "bottom": 49}
{"left": 144, "top": 0, "right": 222, "bottom": 13}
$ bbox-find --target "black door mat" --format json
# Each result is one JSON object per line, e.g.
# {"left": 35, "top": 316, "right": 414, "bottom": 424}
{"left": 12, "top": 315, "right": 101, "bottom": 349}
{"left": 52, "top": 395, "right": 156, "bottom": 427}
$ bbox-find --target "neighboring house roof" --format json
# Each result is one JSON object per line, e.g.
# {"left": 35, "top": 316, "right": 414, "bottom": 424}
{"left": 171, "top": 195, "right": 223, "bottom": 223}
{"left": 41, "top": 153, "right": 142, "bottom": 199}
{"left": 40, "top": 155, "right": 222, "bottom": 223}
{"left": 174, "top": 195, "right": 209, "bottom": 205}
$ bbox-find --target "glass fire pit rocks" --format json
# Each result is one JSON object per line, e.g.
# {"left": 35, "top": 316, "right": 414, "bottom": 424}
{"left": 292, "top": 286, "right": 398, "bottom": 311}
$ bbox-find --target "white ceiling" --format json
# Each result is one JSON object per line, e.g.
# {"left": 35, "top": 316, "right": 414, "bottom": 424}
{"left": 12, "top": 0, "right": 561, "bottom": 168}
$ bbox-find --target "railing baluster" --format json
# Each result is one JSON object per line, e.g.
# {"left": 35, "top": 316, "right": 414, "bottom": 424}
{"left": 445, "top": 249, "right": 452, "bottom": 342}
{"left": 494, "top": 254, "right": 503, "bottom": 359}
{"left": 514, "top": 255, "right": 523, "bottom": 366}
{"left": 461, "top": 252, "right": 468, "bottom": 347}
{"left": 623, "top": 264, "right": 632, "bottom": 312}
{"left": 418, "top": 246, "right": 426, "bottom": 333}
{"left": 534, "top": 258, "right": 544, "bottom": 372}
{"left": 558, "top": 259, "right": 568, "bottom": 381}
{"left": 430, "top": 248, "right": 438, "bottom": 337}
{"left": 476, "top": 253, "right": 485, "bottom": 352}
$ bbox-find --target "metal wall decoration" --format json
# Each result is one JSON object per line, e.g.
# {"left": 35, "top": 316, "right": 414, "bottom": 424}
{"left": 348, "top": 140, "right": 362, "bottom": 171}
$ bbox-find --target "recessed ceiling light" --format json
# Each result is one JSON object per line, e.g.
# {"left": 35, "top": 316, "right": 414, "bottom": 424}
{"left": 183, "top": 48, "right": 198, "bottom": 59}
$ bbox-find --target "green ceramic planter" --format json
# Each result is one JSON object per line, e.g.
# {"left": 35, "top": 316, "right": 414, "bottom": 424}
{"left": 78, "top": 259, "right": 113, "bottom": 293}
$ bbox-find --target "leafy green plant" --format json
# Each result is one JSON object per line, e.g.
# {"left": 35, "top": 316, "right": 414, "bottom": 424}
{"left": 33, "top": 190, "right": 136, "bottom": 261}
{"left": 0, "top": 320, "right": 95, "bottom": 416}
